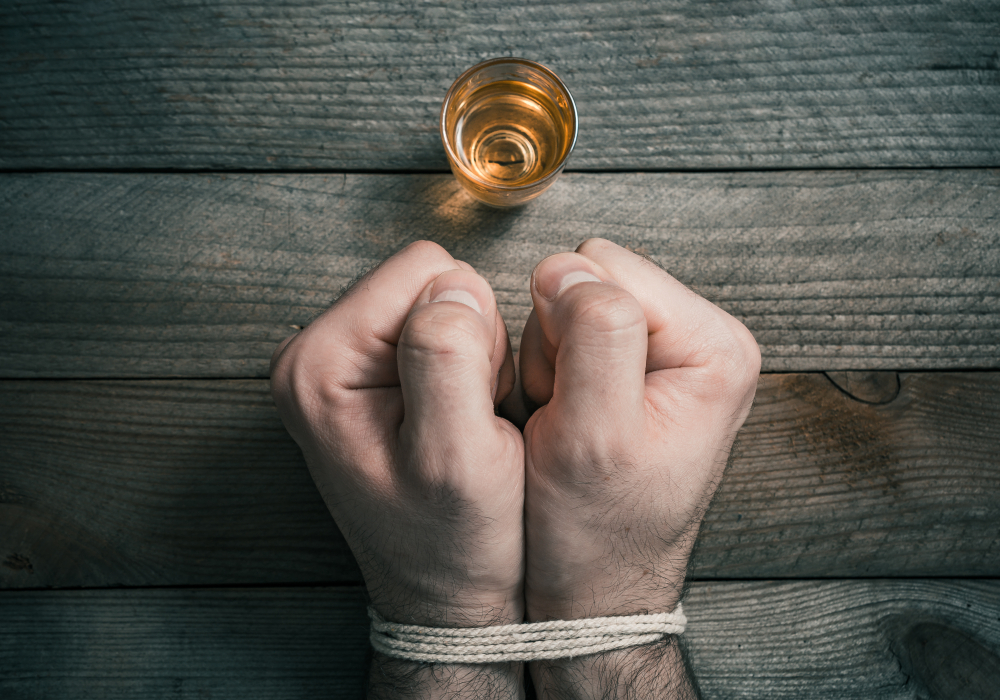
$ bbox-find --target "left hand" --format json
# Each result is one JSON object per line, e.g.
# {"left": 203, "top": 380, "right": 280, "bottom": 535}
{"left": 270, "top": 241, "right": 525, "bottom": 627}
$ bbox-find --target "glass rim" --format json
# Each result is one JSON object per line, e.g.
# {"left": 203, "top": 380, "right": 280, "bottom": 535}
{"left": 440, "top": 57, "right": 579, "bottom": 193}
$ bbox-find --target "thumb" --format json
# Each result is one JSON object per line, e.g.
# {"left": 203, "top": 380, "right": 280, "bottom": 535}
{"left": 529, "top": 252, "right": 648, "bottom": 435}
{"left": 397, "top": 269, "right": 512, "bottom": 479}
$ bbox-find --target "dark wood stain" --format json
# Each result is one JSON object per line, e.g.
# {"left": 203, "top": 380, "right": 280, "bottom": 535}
{"left": 891, "top": 621, "right": 1000, "bottom": 700}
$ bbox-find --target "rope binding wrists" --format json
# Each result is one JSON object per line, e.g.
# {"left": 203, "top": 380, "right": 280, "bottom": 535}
{"left": 368, "top": 604, "right": 687, "bottom": 664}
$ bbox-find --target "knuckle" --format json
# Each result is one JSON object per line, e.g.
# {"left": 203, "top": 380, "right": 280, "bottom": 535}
{"left": 268, "top": 328, "right": 374, "bottom": 454}
{"left": 732, "top": 321, "right": 762, "bottom": 379}
{"left": 269, "top": 341, "right": 313, "bottom": 414}
{"left": 270, "top": 334, "right": 347, "bottom": 416}
{"left": 403, "top": 239, "right": 451, "bottom": 263}
{"left": 698, "top": 319, "right": 761, "bottom": 403}
{"left": 269, "top": 341, "right": 298, "bottom": 401}
{"left": 399, "top": 307, "right": 486, "bottom": 359}
{"left": 569, "top": 285, "right": 645, "bottom": 337}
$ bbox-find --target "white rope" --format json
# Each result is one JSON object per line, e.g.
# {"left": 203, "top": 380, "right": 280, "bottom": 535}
{"left": 369, "top": 605, "right": 686, "bottom": 663}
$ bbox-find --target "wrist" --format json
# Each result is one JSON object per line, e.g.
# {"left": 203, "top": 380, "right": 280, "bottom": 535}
{"left": 361, "top": 544, "right": 525, "bottom": 628}
{"left": 529, "top": 636, "right": 698, "bottom": 700}
{"left": 525, "top": 569, "right": 686, "bottom": 623}
{"left": 523, "top": 480, "right": 699, "bottom": 622}
{"left": 369, "top": 653, "right": 524, "bottom": 700}
{"left": 366, "top": 595, "right": 526, "bottom": 699}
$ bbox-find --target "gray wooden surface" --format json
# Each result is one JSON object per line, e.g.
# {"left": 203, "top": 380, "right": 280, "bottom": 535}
{"left": 2, "top": 581, "right": 998, "bottom": 700}
{"left": 2, "top": 0, "right": 999, "bottom": 171}
{"left": 2, "top": 372, "right": 997, "bottom": 589}
{"left": 3, "top": 170, "right": 998, "bottom": 377}
{"left": 3, "top": 0, "right": 999, "bottom": 696}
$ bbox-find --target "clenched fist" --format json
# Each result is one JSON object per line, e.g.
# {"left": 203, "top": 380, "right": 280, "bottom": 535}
{"left": 517, "top": 239, "right": 760, "bottom": 697}
{"left": 270, "top": 241, "right": 525, "bottom": 695}
{"left": 271, "top": 237, "right": 760, "bottom": 700}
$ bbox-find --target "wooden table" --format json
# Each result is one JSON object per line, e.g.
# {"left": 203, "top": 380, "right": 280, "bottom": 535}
{"left": 2, "top": 1, "right": 999, "bottom": 697}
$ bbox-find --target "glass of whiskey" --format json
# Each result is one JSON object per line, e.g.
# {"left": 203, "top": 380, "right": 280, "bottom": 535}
{"left": 440, "top": 58, "right": 578, "bottom": 207}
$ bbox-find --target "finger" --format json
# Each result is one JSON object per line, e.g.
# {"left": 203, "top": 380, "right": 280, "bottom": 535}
{"left": 529, "top": 252, "right": 648, "bottom": 433}
{"left": 574, "top": 238, "right": 754, "bottom": 372}
{"left": 397, "top": 269, "right": 511, "bottom": 476}
{"left": 493, "top": 324, "right": 516, "bottom": 406}
{"left": 456, "top": 259, "right": 515, "bottom": 406}
{"left": 498, "top": 350, "right": 532, "bottom": 429}
{"left": 518, "top": 309, "right": 555, "bottom": 407}
{"left": 295, "top": 240, "right": 463, "bottom": 390}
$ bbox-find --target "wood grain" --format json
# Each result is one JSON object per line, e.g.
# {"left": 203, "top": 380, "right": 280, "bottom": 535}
{"left": 2, "top": 0, "right": 999, "bottom": 171}
{"left": 2, "top": 373, "right": 997, "bottom": 589}
{"left": 1, "top": 580, "right": 997, "bottom": 699}
{"left": 0, "top": 380, "right": 354, "bottom": 590}
{"left": 2, "top": 170, "right": 997, "bottom": 377}
{"left": 825, "top": 370, "right": 901, "bottom": 404}
{"left": 684, "top": 580, "right": 1000, "bottom": 700}
{"left": 692, "top": 371, "right": 1000, "bottom": 579}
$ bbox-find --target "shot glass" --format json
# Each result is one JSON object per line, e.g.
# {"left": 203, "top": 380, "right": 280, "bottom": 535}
{"left": 440, "top": 58, "right": 578, "bottom": 207}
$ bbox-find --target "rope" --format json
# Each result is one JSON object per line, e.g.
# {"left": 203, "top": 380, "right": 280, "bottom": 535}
{"left": 368, "top": 605, "right": 686, "bottom": 663}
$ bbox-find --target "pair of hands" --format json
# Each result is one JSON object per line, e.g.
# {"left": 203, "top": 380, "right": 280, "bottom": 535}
{"left": 270, "top": 238, "right": 759, "bottom": 695}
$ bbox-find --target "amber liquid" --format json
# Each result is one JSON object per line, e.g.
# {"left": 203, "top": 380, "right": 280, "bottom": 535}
{"left": 453, "top": 81, "right": 573, "bottom": 187}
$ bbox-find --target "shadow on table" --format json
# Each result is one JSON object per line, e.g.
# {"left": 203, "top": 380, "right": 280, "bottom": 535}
{"left": 364, "top": 174, "right": 531, "bottom": 263}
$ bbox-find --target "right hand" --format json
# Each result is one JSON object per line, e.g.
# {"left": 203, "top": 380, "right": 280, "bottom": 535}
{"left": 518, "top": 238, "right": 761, "bottom": 622}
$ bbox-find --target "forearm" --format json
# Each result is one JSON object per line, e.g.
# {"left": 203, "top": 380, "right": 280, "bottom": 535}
{"left": 368, "top": 654, "right": 524, "bottom": 700}
{"left": 528, "top": 637, "right": 698, "bottom": 700}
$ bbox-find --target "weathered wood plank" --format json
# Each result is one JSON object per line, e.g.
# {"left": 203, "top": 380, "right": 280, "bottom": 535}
{"left": 2, "top": 373, "right": 997, "bottom": 589}
{"left": 0, "top": 380, "right": 354, "bottom": 590}
{"left": 692, "top": 371, "right": 1000, "bottom": 579}
{"left": 2, "top": 0, "right": 999, "bottom": 170}
{"left": 684, "top": 580, "right": 1000, "bottom": 700}
{"left": 0, "top": 586, "right": 373, "bottom": 700}
{"left": 2, "top": 170, "right": 997, "bottom": 377}
{"left": 1, "top": 581, "right": 998, "bottom": 699}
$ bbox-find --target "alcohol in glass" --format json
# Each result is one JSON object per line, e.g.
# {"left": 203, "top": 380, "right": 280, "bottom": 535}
{"left": 441, "top": 59, "right": 577, "bottom": 207}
